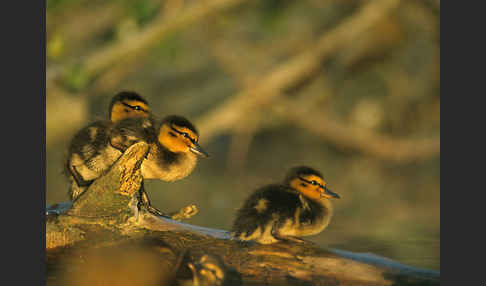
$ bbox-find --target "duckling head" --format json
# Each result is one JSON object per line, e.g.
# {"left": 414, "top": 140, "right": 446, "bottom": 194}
{"left": 109, "top": 91, "right": 150, "bottom": 123}
{"left": 187, "top": 254, "right": 226, "bottom": 286}
{"left": 158, "top": 115, "right": 209, "bottom": 158}
{"left": 285, "top": 166, "right": 340, "bottom": 201}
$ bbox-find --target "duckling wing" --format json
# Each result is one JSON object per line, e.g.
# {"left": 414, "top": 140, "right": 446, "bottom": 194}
{"left": 109, "top": 117, "right": 157, "bottom": 151}
{"left": 232, "top": 185, "right": 302, "bottom": 237}
{"left": 298, "top": 206, "right": 314, "bottom": 226}
{"left": 68, "top": 121, "right": 112, "bottom": 161}
{"left": 66, "top": 120, "right": 113, "bottom": 194}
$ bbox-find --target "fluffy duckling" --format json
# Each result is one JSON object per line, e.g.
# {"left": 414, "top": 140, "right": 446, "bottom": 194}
{"left": 139, "top": 115, "right": 209, "bottom": 182}
{"left": 231, "top": 166, "right": 340, "bottom": 244}
{"left": 109, "top": 90, "right": 150, "bottom": 123}
{"left": 66, "top": 113, "right": 208, "bottom": 217}
{"left": 181, "top": 254, "right": 228, "bottom": 286}
{"left": 66, "top": 91, "right": 151, "bottom": 201}
{"left": 110, "top": 115, "right": 209, "bottom": 217}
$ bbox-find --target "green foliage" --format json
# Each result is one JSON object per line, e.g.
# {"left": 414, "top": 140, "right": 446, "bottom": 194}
{"left": 64, "top": 64, "right": 91, "bottom": 92}
{"left": 152, "top": 32, "right": 182, "bottom": 63}
{"left": 123, "top": 0, "right": 161, "bottom": 26}
{"left": 257, "top": 0, "right": 293, "bottom": 31}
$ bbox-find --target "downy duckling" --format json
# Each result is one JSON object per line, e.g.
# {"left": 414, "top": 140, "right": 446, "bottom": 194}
{"left": 139, "top": 115, "right": 209, "bottom": 182}
{"left": 66, "top": 91, "right": 151, "bottom": 201}
{"left": 66, "top": 113, "right": 208, "bottom": 217}
{"left": 109, "top": 90, "right": 150, "bottom": 123}
{"left": 231, "top": 166, "right": 340, "bottom": 244}
{"left": 182, "top": 254, "right": 228, "bottom": 286}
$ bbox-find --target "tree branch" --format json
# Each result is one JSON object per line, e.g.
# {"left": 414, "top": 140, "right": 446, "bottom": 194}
{"left": 46, "top": 139, "right": 439, "bottom": 286}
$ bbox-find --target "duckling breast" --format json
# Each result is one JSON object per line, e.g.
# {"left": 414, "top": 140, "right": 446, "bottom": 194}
{"left": 293, "top": 199, "right": 333, "bottom": 237}
{"left": 141, "top": 143, "right": 198, "bottom": 181}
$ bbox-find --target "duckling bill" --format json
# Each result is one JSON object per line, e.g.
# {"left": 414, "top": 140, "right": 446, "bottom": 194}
{"left": 231, "top": 166, "right": 340, "bottom": 244}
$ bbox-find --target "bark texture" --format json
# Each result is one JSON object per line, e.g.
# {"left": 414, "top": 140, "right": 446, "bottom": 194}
{"left": 46, "top": 142, "right": 440, "bottom": 286}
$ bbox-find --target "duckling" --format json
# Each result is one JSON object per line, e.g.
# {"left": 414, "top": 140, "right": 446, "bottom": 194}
{"left": 181, "top": 254, "right": 228, "bottom": 286}
{"left": 231, "top": 166, "right": 340, "bottom": 244}
{"left": 108, "top": 90, "right": 150, "bottom": 123}
{"left": 65, "top": 91, "right": 151, "bottom": 201}
{"left": 139, "top": 115, "right": 209, "bottom": 182}
{"left": 66, "top": 113, "right": 208, "bottom": 217}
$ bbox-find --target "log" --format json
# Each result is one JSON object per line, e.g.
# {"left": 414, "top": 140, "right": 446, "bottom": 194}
{"left": 46, "top": 142, "right": 440, "bottom": 286}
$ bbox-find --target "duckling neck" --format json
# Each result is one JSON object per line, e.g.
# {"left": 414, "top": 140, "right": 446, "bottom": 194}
{"left": 315, "top": 197, "right": 333, "bottom": 212}
{"left": 298, "top": 196, "right": 333, "bottom": 236}
{"left": 304, "top": 195, "right": 332, "bottom": 215}
{"left": 141, "top": 142, "right": 198, "bottom": 181}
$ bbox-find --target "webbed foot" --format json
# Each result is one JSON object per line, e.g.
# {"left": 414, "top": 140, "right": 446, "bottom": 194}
{"left": 170, "top": 204, "right": 198, "bottom": 221}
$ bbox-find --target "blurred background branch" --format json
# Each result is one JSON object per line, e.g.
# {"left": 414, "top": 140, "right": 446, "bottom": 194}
{"left": 47, "top": 0, "right": 248, "bottom": 85}
{"left": 272, "top": 96, "right": 440, "bottom": 163}
{"left": 196, "top": 0, "right": 402, "bottom": 139}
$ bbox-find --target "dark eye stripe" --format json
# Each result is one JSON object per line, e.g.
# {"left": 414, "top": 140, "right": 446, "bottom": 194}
{"left": 170, "top": 126, "right": 197, "bottom": 144}
{"left": 298, "top": 176, "right": 324, "bottom": 188}
{"left": 170, "top": 126, "right": 183, "bottom": 135}
{"left": 121, "top": 102, "right": 148, "bottom": 113}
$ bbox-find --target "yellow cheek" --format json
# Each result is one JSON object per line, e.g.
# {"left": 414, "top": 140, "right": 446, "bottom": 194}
{"left": 132, "top": 110, "right": 149, "bottom": 118}
{"left": 158, "top": 127, "right": 191, "bottom": 153}
{"left": 110, "top": 106, "right": 148, "bottom": 122}
{"left": 123, "top": 100, "right": 149, "bottom": 112}
{"left": 166, "top": 138, "right": 188, "bottom": 153}
{"left": 300, "top": 188, "right": 322, "bottom": 200}
{"left": 305, "top": 175, "right": 326, "bottom": 187}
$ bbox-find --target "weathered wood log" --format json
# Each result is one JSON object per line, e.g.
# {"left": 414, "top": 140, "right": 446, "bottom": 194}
{"left": 46, "top": 142, "right": 440, "bottom": 286}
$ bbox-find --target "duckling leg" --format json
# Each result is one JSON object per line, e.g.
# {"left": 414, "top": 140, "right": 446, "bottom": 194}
{"left": 271, "top": 230, "right": 306, "bottom": 244}
{"left": 270, "top": 221, "right": 306, "bottom": 244}
{"left": 230, "top": 235, "right": 258, "bottom": 247}
{"left": 68, "top": 181, "right": 89, "bottom": 202}
{"left": 70, "top": 165, "right": 94, "bottom": 188}
{"left": 138, "top": 182, "right": 198, "bottom": 220}
{"left": 138, "top": 182, "right": 171, "bottom": 218}
{"left": 67, "top": 164, "right": 94, "bottom": 201}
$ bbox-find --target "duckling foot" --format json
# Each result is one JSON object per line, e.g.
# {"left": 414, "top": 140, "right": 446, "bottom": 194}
{"left": 68, "top": 181, "right": 89, "bottom": 202}
{"left": 145, "top": 204, "right": 172, "bottom": 218}
{"left": 271, "top": 227, "right": 306, "bottom": 244}
{"left": 279, "top": 236, "right": 307, "bottom": 244}
{"left": 170, "top": 204, "right": 198, "bottom": 221}
{"left": 234, "top": 239, "right": 257, "bottom": 247}
{"left": 137, "top": 186, "right": 172, "bottom": 218}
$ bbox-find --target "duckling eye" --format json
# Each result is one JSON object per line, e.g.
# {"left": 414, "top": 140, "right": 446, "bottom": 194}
{"left": 121, "top": 102, "right": 146, "bottom": 112}
{"left": 182, "top": 133, "right": 197, "bottom": 144}
{"left": 205, "top": 268, "right": 217, "bottom": 276}
{"left": 311, "top": 180, "right": 318, "bottom": 185}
